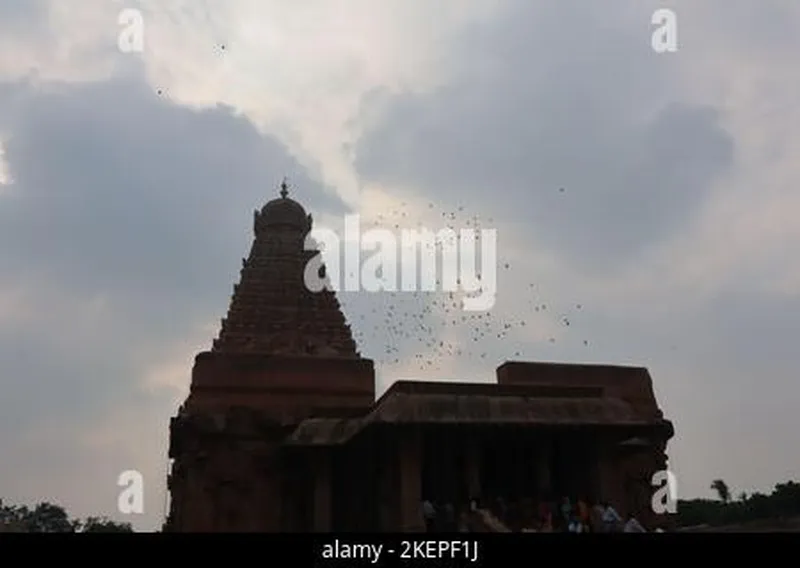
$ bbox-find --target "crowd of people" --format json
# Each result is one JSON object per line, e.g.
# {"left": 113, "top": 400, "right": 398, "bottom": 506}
{"left": 421, "top": 496, "right": 653, "bottom": 533}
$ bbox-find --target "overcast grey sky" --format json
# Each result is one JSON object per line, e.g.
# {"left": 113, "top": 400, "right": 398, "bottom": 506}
{"left": 0, "top": 1, "right": 798, "bottom": 530}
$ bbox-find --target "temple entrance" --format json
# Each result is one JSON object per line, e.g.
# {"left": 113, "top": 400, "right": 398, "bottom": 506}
{"left": 421, "top": 428, "right": 600, "bottom": 503}
{"left": 280, "top": 454, "right": 312, "bottom": 531}
{"left": 481, "top": 440, "right": 537, "bottom": 501}
{"left": 419, "top": 428, "right": 469, "bottom": 532}
{"left": 551, "top": 434, "right": 596, "bottom": 502}
{"left": 478, "top": 429, "right": 600, "bottom": 506}
{"left": 415, "top": 426, "right": 611, "bottom": 531}
{"left": 421, "top": 430, "right": 460, "bottom": 504}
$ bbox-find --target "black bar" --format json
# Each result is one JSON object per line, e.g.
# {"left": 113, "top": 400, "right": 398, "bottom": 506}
{"left": 1, "top": 533, "right": 794, "bottom": 565}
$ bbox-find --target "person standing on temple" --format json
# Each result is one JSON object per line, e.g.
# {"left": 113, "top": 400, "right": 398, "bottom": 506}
{"left": 458, "top": 508, "right": 471, "bottom": 532}
{"left": 590, "top": 502, "right": 605, "bottom": 532}
{"left": 568, "top": 513, "right": 584, "bottom": 533}
{"left": 576, "top": 499, "right": 590, "bottom": 531}
{"left": 443, "top": 502, "right": 455, "bottom": 531}
{"left": 539, "top": 501, "right": 553, "bottom": 532}
{"left": 422, "top": 500, "right": 436, "bottom": 532}
{"left": 601, "top": 501, "right": 622, "bottom": 532}
{"left": 494, "top": 497, "right": 508, "bottom": 523}
{"left": 560, "top": 497, "right": 573, "bottom": 531}
{"left": 623, "top": 513, "right": 646, "bottom": 533}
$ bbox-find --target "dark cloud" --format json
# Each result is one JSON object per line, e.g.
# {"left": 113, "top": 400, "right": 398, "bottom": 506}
{"left": 355, "top": 1, "right": 734, "bottom": 270}
{"left": 0, "top": 75, "right": 347, "bottom": 322}
{"left": 0, "top": 72, "right": 347, "bottom": 520}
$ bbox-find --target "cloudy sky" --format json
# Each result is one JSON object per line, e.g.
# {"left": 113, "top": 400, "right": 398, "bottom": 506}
{"left": 0, "top": 0, "right": 798, "bottom": 530}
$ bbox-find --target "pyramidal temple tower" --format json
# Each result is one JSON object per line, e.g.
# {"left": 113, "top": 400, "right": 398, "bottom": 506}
{"left": 166, "top": 182, "right": 375, "bottom": 531}
{"left": 213, "top": 180, "right": 359, "bottom": 358}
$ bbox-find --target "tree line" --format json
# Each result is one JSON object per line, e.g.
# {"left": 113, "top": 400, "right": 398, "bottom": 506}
{"left": 676, "top": 479, "right": 800, "bottom": 527}
{"left": 0, "top": 499, "right": 132, "bottom": 532}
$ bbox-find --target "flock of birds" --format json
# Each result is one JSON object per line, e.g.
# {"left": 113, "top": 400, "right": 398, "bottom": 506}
{"left": 155, "top": 43, "right": 590, "bottom": 375}
{"left": 337, "top": 195, "right": 592, "bottom": 375}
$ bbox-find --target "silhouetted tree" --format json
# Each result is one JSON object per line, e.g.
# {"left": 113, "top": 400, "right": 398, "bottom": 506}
{"left": 0, "top": 499, "right": 132, "bottom": 532}
{"left": 710, "top": 479, "right": 730, "bottom": 503}
{"left": 677, "top": 480, "right": 800, "bottom": 528}
{"left": 80, "top": 516, "right": 133, "bottom": 532}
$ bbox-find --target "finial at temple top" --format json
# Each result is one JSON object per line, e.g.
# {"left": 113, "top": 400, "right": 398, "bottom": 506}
{"left": 279, "top": 177, "right": 289, "bottom": 199}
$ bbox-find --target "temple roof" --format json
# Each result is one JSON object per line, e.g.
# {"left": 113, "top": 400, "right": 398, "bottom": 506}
{"left": 285, "top": 378, "right": 673, "bottom": 446}
{"left": 212, "top": 180, "right": 359, "bottom": 358}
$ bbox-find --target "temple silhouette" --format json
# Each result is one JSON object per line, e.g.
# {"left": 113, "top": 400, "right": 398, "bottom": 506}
{"left": 164, "top": 183, "right": 674, "bottom": 532}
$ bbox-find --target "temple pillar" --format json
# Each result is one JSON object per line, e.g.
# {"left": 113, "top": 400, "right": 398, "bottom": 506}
{"left": 465, "top": 443, "right": 482, "bottom": 501}
{"left": 257, "top": 451, "right": 282, "bottom": 531}
{"left": 595, "top": 440, "right": 625, "bottom": 512}
{"left": 534, "top": 437, "right": 552, "bottom": 498}
{"left": 398, "top": 429, "right": 425, "bottom": 532}
{"left": 313, "top": 451, "right": 332, "bottom": 532}
{"left": 279, "top": 458, "right": 297, "bottom": 531}
{"left": 441, "top": 443, "right": 458, "bottom": 503}
{"left": 378, "top": 443, "right": 397, "bottom": 530}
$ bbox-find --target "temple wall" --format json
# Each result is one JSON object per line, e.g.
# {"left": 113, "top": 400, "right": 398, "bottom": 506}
{"left": 177, "top": 460, "right": 214, "bottom": 531}
{"left": 496, "top": 362, "right": 662, "bottom": 419}
{"left": 184, "top": 352, "right": 376, "bottom": 423}
{"left": 620, "top": 445, "right": 673, "bottom": 529}
{"left": 167, "top": 413, "right": 286, "bottom": 532}
{"left": 590, "top": 432, "right": 673, "bottom": 529}
{"left": 185, "top": 392, "right": 371, "bottom": 421}
{"left": 191, "top": 352, "right": 375, "bottom": 397}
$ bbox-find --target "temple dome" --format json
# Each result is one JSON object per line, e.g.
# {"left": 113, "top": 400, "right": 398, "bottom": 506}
{"left": 256, "top": 180, "right": 310, "bottom": 231}
{"left": 260, "top": 196, "right": 307, "bottom": 227}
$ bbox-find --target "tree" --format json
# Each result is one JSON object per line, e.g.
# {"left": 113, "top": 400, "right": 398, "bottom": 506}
{"left": 0, "top": 500, "right": 76, "bottom": 532}
{"left": 676, "top": 479, "right": 800, "bottom": 528}
{"left": 0, "top": 499, "right": 132, "bottom": 532}
{"left": 710, "top": 479, "right": 730, "bottom": 503}
{"left": 0, "top": 499, "right": 27, "bottom": 532}
{"left": 27, "top": 502, "right": 79, "bottom": 532}
{"left": 80, "top": 516, "right": 133, "bottom": 532}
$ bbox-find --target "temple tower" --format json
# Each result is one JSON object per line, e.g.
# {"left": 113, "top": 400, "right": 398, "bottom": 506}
{"left": 213, "top": 179, "right": 358, "bottom": 359}
{"left": 165, "top": 181, "right": 375, "bottom": 531}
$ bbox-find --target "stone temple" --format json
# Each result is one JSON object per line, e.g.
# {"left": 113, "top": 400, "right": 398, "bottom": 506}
{"left": 164, "top": 183, "right": 674, "bottom": 532}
